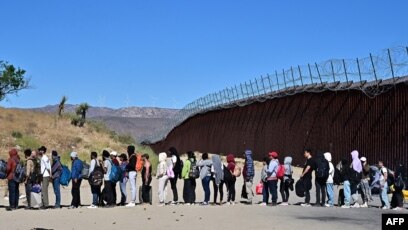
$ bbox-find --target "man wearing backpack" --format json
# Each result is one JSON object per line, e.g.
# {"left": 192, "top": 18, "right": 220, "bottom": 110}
{"left": 38, "top": 146, "right": 51, "bottom": 209}
{"left": 242, "top": 150, "right": 255, "bottom": 205}
{"left": 266, "top": 151, "right": 279, "bottom": 206}
{"left": 315, "top": 152, "right": 329, "bottom": 207}
{"left": 125, "top": 145, "right": 137, "bottom": 207}
{"left": 24, "top": 149, "right": 34, "bottom": 210}
{"left": 6, "top": 148, "right": 20, "bottom": 211}
{"left": 300, "top": 148, "right": 315, "bottom": 207}
{"left": 51, "top": 151, "right": 62, "bottom": 209}
{"left": 102, "top": 150, "right": 115, "bottom": 207}
{"left": 110, "top": 151, "right": 119, "bottom": 205}
{"left": 69, "top": 152, "right": 83, "bottom": 209}
{"left": 182, "top": 151, "right": 197, "bottom": 205}
{"left": 169, "top": 147, "right": 182, "bottom": 205}
{"left": 88, "top": 151, "right": 102, "bottom": 209}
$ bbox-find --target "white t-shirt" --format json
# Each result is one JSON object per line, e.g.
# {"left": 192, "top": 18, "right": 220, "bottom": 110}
{"left": 380, "top": 167, "right": 388, "bottom": 182}
{"left": 41, "top": 155, "right": 51, "bottom": 178}
{"left": 104, "top": 160, "right": 112, "bottom": 181}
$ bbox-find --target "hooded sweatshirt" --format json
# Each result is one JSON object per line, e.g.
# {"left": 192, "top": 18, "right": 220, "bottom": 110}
{"left": 6, "top": 149, "right": 19, "bottom": 180}
{"left": 324, "top": 152, "right": 335, "bottom": 184}
{"left": 283, "top": 157, "right": 293, "bottom": 181}
{"left": 156, "top": 152, "right": 168, "bottom": 178}
{"left": 243, "top": 150, "right": 255, "bottom": 179}
{"left": 351, "top": 150, "right": 362, "bottom": 173}
{"left": 226, "top": 154, "right": 236, "bottom": 172}
{"left": 197, "top": 158, "right": 212, "bottom": 179}
{"left": 211, "top": 155, "right": 224, "bottom": 185}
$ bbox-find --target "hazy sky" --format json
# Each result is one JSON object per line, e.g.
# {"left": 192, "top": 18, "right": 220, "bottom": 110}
{"left": 1, "top": 0, "right": 407, "bottom": 109}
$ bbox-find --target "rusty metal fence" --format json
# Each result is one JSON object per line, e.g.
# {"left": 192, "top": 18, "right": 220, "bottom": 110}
{"left": 142, "top": 46, "right": 408, "bottom": 145}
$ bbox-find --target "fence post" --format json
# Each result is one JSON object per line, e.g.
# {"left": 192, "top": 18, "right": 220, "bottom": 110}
{"left": 261, "top": 76, "right": 267, "bottom": 94}
{"left": 387, "top": 49, "right": 395, "bottom": 82}
{"left": 356, "top": 58, "right": 363, "bottom": 83}
{"left": 240, "top": 83, "right": 245, "bottom": 98}
{"left": 235, "top": 85, "right": 240, "bottom": 100}
{"left": 274, "top": 71, "right": 279, "bottom": 91}
{"left": 255, "top": 78, "right": 260, "bottom": 95}
{"left": 315, "top": 63, "right": 323, "bottom": 84}
{"left": 369, "top": 53, "right": 378, "bottom": 82}
{"left": 245, "top": 81, "right": 251, "bottom": 97}
{"left": 342, "top": 59, "right": 349, "bottom": 84}
{"left": 282, "top": 69, "right": 287, "bottom": 89}
{"left": 330, "top": 60, "right": 336, "bottom": 82}
{"left": 290, "top": 66, "right": 296, "bottom": 87}
{"left": 308, "top": 63, "right": 314, "bottom": 84}
{"left": 298, "top": 65, "right": 304, "bottom": 86}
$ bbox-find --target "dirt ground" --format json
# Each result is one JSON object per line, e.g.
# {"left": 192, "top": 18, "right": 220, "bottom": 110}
{"left": 0, "top": 163, "right": 407, "bottom": 230}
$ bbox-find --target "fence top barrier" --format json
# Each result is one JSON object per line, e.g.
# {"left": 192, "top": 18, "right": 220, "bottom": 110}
{"left": 142, "top": 46, "right": 408, "bottom": 144}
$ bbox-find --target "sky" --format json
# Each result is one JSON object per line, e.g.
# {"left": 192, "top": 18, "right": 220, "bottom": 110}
{"left": 0, "top": 0, "right": 407, "bottom": 109}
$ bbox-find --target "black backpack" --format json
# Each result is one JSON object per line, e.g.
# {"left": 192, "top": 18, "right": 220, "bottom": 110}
{"left": 349, "top": 169, "right": 362, "bottom": 184}
{"left": 223, "top": 165, "right": 233, "bottom": 182}
{"left": 295, "top": 180, "right": 305, "bottom": 197}
{"left": 89, "top": 161, "right": 104, "bottom": 186}
{"left": 173, "top": 156, "right": 183, "bottom": 174}
{"left": 188, "top": 160, "right": 199, "bottom": 179}
{"left": 316, "top": 158, "right": 329, "bottom": 179}
{"left": 333, "top": 167, "right": 343, "bottom": 185}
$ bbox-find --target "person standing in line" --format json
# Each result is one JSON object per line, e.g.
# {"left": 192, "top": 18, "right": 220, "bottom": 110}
{"left": 197, "top": 153, "right": 212, "bottom": 206}
{"left": 38, "top": 146, "right": 51, "bottom": 209}
{"left": 378, "top": 160, "right": 391, "bottom": 210}
{"left": 260, "top": 157, "right": 270, "bottom": 206}
{"left": 69, "top": 152, "right": 83, "bottom": 209}
{"left": 226, "top": 154, "right": 237, "bottom": 205}
{"left": 243, "top": 150, "right": 255, "bottom": 205}
{"left": 51, "top": 150, "right": 62, "bottom": 209}
{"left": 88, "top": 151, "right": 101, "bottom": 209}
{"left": 340, "top": 158, "right": 352, "bottom": 208}
{"left": 391, "top": 162, "right": 406, "bottom": 210}
{"left": 266, "top": 151, "right": 279, "bottom": 206}
{"left": 300, "top": 148, "right": 315, "bottom": 207}
{"left": 211, "top": 154, "right": 224, "bottom": 205}
{"left": 324, "top": 152, "right": 335, "bottom": 207}
{"left": 102, "top": 150, "right": 115, "bottom": 207}
{"left": 141, "top": 154, "right": 152, "bottom": 204}
{"left": 280, "top": 156, "right": 293, "bottom": 206}
{"left": 6, "top": 148, "right": 20, "bottom": 211}
{"left": 168, "top": 147, "right": 182, "bottom": 205}
{"left": 156, "top": 152, "right": 169, "bottom": 206}
{"left": 118, "top": 154, "right": 128, "bottom": 206}
{"left": 182, "top": 151, "right": 197, "bottom": 205}
{"left": 110, "top": 151, "right": 119, "bottom": 205}
{"left": 24, "top": 149, "right": 34, "bottom": 210}
{"left": 359, "top": 157, "right": 372, "bottom": 208}
{"left": 350, "top": 150, "right": 363, "bottom": 208}
{"left": 125, "top": 145, "right": 137, "bottom": 207}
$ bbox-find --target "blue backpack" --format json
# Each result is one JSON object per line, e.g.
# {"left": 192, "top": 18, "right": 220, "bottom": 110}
{"left": 59, "top": 165, "right": 71, "bottom": 186}
{"left": 109, "top": 161, "right": 122, "bottom": 183}
{"left": 0, "top": 160, "right": 8, "bottom": 179}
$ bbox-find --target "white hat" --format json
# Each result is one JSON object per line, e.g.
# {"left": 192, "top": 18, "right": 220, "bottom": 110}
{"left": 111, "top": 151, "right": 118, "bottom": 156}
{"left": 360, "top": 157, "right": 367, "bottom": 162}
{"left": 70, "top": 152, "right": 78, "bottom": 158}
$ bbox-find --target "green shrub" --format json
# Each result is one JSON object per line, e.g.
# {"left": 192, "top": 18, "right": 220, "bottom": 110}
{"left": 15, "top": 135, "right": 40, "bottom": 150}
{"left": 11, "top": 131, "right": 22, "bottom": 138}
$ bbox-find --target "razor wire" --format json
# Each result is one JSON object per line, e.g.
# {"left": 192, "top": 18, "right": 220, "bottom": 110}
{"left": 141, "top": 46, "right": 408, "bottom": 144}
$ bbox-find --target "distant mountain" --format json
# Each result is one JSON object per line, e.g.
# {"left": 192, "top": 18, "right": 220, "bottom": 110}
{"left": 27, "top": 104, "right": 179, "bottom": 142}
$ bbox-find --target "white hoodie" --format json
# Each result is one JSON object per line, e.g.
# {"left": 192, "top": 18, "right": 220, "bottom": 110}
{"left": 324, "top": 152, "right": 335, "bottom": 184}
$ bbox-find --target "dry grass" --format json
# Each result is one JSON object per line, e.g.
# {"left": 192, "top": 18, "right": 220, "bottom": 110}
{"left": 0, "top": 107, "right": 155, "bottom": 166}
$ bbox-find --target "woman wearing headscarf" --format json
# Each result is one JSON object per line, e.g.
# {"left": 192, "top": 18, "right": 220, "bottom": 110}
{"left": 156, "top": 152, "right": 169, "bottom": 206}
{"left": 168, "top": 147, "right": 182, "bottom": 205}
{"left": 350, "top": 150, "right": 363, "bottom": 208}
{"left": 226, "top": 154, "right": 237, "bottom": 205}
{"left": 391, "top": 162, "right": 406, "bottom": 210}
{"left": 6, "top": 148, "right": 20, "bottom": 211}
{"left": 210, "top": 154, "right": 224, "bottom": 205}
{"left": 197, "top": 153, "right": 212, "bottom": 206}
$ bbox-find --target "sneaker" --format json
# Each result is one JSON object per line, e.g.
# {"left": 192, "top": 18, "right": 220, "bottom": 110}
{"left": 361, "top": 203, "right": 368, "bottom": 208}
{"left": 230, "top": 202, "right": 235, "bottom": 205}
{"left": 125, "top": 202, "right": 136, "bottom": 207}
{"left": 157, "top": 202, "right": 165, "bottom": 207}
{"left": 87, "top": 205, "right": 98, "bottom": 209}
{"left": 352, "top": 203, "right": 360, "bottom": 208}
{"left": 259, "top": 202, "right": 267, "bottom": 206}
{"left": 279, "top": 202, "right": 289, "bottom": 206}
{"left": 200, "top": 202, "right": 209, "bottom": 206}
{"left": 341, "top": 205, "right": 350, "bottom": 209}
{"left": 301, "top": 203, "right": 312, "bottom": 207}
{"left": 185, "top": 203, "right": 191, "bottom": 206}
{"left": 68, "top": 205, "right": 77, "bottom": 209}
{"left": 170, "top": 201, "right": 177, "bottom": 205}
{"left": 325, "top": 204, "right": 333, "bottom": 208}
{"left": 19, "top": 194, "right": 26, "bottom": 199}
{"left": 392, "top": 207, "right": 403, "bottom": 211}
{"left": 382, "top": 206, "right": 390, "bottom": 210}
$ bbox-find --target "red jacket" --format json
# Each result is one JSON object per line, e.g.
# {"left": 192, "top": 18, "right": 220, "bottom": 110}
{"left": 6, "top": 149, "right": 19, "bottom": 180}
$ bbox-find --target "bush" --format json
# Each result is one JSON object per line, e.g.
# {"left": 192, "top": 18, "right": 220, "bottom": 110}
{"left": 11, "top": 131, "right": 22, "bottom": 139}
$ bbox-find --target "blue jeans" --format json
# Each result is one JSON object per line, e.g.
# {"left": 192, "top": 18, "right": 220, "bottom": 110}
{"left": 120, "top": 180, "right": 127, "bottom": 205}
{"left": 202, "top": 176, "right": 211, "bottom": 203}
{"left": 344, "top": 180, "right": 351, "bottom": 206}
{"left": 90, "top": 185, "right": 101, "bottom": 206}
{"left": 380, "top": 182, "right": 390, "bottom": 208}
{"left": 326, "top": 183, "right": 334, "bottom": 206}
{"left": 8, "top": 180, "right": 19, "bottom": 209}
{"left": 267, "top": 180, "right": 278, "bottom": 204}
{"left": 262, "top": 181, "right": 269, "bottom": 203}
{"left": 53, "top": 178, "right": 61, "bottom": 207}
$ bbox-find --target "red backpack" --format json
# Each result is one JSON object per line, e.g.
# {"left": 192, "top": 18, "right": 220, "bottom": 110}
{"left": 276, "top": 164, "right": 285, "bottom": 179}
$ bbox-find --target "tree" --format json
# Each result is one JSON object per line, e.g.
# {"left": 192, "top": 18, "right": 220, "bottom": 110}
{"left": 0, "top": 61, "right": 29, "bottom": 101}
{"left": 72, "top": 103, "right": 90, "bottom": 127}
{"left": 57, "top": 96, "right": 68, "bottom": 118}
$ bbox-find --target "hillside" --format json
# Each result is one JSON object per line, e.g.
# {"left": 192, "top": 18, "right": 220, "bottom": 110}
{"left": 27, "top": 104, "right": 179, "bottom": 142}
{"left": 0, "top": 107, "right": 156, "bottom": 165}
